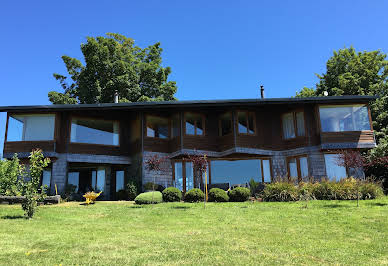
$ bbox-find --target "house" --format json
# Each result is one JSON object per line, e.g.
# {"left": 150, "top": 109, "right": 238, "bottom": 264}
{"left": 0, "top": 95, "right": 376, "bottom": 199}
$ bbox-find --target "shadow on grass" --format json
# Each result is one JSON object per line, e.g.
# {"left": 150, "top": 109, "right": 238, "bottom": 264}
{"left": 322, "top": 204, "right": 346, "bottom": 208}
{"left": 170, "top": 206, "right": 191, "bottom": 209}
{"left": 1, "top": 215, "right": 25, "bottom": 220}
{"left": 129, "top": 206, "right": 143, "bottom": 208}
{"left": 366, "top": 202, "right": 387, "bottom": 207}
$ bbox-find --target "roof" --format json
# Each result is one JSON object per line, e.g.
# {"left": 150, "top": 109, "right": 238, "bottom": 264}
{"left": 0, "top": 95, "right": 377, "bottom": 112}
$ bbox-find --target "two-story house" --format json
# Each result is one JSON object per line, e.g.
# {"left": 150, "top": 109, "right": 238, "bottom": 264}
{"left": 0, "top": 96, "right": 376, "bottom": 199}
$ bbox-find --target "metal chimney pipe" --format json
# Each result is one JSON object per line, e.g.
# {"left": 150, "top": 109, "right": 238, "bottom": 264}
{"left": 260, "top": 85, "right": 265, "bottom": 99}
{"left": 114, "top": 90, "right": 119, "bottom": 103}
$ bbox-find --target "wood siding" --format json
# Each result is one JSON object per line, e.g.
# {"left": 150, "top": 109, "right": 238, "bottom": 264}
{"left": 4, "top": 141, "right": 55, "bottom": 154}
{"left": 320, "top": 131, "right": 375, "bottom": 144}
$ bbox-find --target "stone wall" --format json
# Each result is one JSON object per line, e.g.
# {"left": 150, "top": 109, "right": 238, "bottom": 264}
{"left": 142, "top": 151, "right": 173, "bottom": 189}
{"left": 50, "top": 154, "right": 68, "bottom": 195}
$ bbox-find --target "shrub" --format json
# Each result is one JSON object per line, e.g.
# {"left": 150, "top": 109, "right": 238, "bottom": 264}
{"left": 126, "top": 181, "right": 138, "bottom": 201}
{"left": 208, "top": 188, "right": 229, "bottom": 202}
{"left": 144, "top": 182, "right": 165, "bottom": 192}
{"left": 184, "top": 188, "right": 204, "bottom": 202}
{"left": 228, "top": 187, "right": 250, "bottom": 202}
{"left": 248, "top": 178, "right": 259, "bottom": 197}
{"left": 359, "top": 182, "right": 384, "bottom": 199}
{"left": 116, "top": 189, "right": 128, "bottom": 200}
{"left": 162, "top": 187, "right": 182, "bottom": 202}
{"left": 261, "top": 182, "right": 298, "bottom": 202}
{"left": 134, "top": 191, "right": 163, "bottom": 204}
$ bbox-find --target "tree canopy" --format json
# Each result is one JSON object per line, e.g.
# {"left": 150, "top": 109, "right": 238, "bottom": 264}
{"left": 48, "top": 33, "right": 177, "bottom": 104}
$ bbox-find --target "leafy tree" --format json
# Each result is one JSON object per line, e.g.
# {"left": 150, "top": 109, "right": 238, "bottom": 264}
{"left": 48, "top": 33, "right": 177, "bottom": 104}
{"left": 0, "top": 154, "right": 23, "bottom": 196}
{"left": 295, "top": 87, "right": 316, "bottom": 98}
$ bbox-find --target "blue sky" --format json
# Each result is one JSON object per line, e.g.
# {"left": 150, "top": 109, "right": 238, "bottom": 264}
{"left": 1, "top": 0, "right": 388, "bottom": 156}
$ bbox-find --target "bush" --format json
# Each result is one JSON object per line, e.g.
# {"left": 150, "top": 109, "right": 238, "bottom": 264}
{"left": 162, "top": 187, "right": 182, "bottom": 202}
{"left": 134, "top": 191, "right": 163, "bottom": 204}
{"left": 184, "top": 188, "right": 204, "bottom": 202}
{"left": 144, "top": 182, "right": 165, "bottom": 192}
{"left": 126, "top": 181, "right": 138, "bottom": 201}
{"left": 359, "top": 182, "right": 384, "bottom": 199}
{"left": 228, "top": 187, "right": 250, "bottom": 202}
{"left": 261, "top": 182, "right": 298, "bottom": 202}
{"left": 116, "top": 189, "right": 128, "bottom": 200}
{"left": 208, "top": 188, "right": 229, "bottom": 202}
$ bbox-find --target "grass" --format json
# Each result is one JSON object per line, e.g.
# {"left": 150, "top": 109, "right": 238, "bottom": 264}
{"left": 0, "top": 197, "right": 387, "bottom": 265}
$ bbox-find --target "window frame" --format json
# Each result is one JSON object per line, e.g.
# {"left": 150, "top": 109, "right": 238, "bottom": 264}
{"left": 5, "top": 112, "right": 58, "bottom": 143}
{"left": 145, "top": 114, "right": 171, "bottom": 139}
{"left": 218, "top": 111, "right": 233, "bottom": 136}
{"left": 183, "top": 112, "right": 206, "bottom": 136}
{"left": 317, "top": 104, "right": 373, "bottom": 133}
{"left": 323, "top": 152, "right": 350, "bottom": 179}
{"left": 286, "top": 155, "right": 309, "bottom": 182}
{"left": 69, "top": 116, "right": 121, "bottom": 147}
{"left": 281, "top": 110, "right": 306, "bottom": 140}
{"left": 236, "top": 110, "right": 256, "bottom": 136}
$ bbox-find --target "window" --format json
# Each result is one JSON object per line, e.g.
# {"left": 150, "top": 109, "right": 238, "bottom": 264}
{"left": 211, "top": 159, "right": 271, "bottom": 185}
{"left": 42, "top": 169, "right": 52, "bottom": 191}
{"left": 282, "top": 111, "right": 305, "bottom": 139}
{"left": 173, "top": 161, "right": 209, "bottom": 192}
{"left": 7, "top": 114, "right": 55, "bottom": 141}
{"left": 174, "top": 162, "right": 183, "bottom": 191}
{"left": 219, "top": 112, "right": 232, "bottom": 136}
{"left": 146, "top": 115, "right": 169, "bottom": 139}
{"left": 237, "top": 111, "right": 255, "bottom": 134}
{"left": 319, "top": 105, "right": 371, "bottom": 132}
{"left": 116, "top": 171, "right": 125, "bottom": 192}
{"left": 287, "top": 156, "right": 309, "bottom": 181}
{"left": 70, "top": 118, "right": 119, "bottom": 146}
{"left": 67, "top": 172, "right": 80, "bottom": 192}
{"left": 324, "top": 154, "right": 347, "bottom": 180}
{"left": 171, "top": 114, "right": 180, "bottom": 138}
{"left": 185, "top": 113, "right": 205, "bottom": 136}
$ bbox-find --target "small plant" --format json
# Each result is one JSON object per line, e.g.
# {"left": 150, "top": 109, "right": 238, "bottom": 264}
{"left": 134, "top": 191, "right": 163, "bottom": 204}
{"left": 162, "top": 187, "right": 182, "bottom": 202}
{"left": 208, "top": 188, "right": 229, "bottom": 202}
{"left": 261, "top": 182, "right": 298, "bottom": 202}
{"left": 83, "top": 191, "right": 102, "bottom": 205}
{"left": 116, "top": 189, "right": 128, "bottom": 200}
{"left": 228, "top": 187, "right": 250, "bottom": 202}
{"left": 248, "top": 178, "right": 259, "bottom": 197}
{"left": 127, "top": 181, "right": 138, "bottom": 200}
{"left": 184, "top": 188, "right": 204, "bottom": 203}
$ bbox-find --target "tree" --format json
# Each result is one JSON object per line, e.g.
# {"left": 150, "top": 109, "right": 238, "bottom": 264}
{"left": 186, "top": 153, "right": 209, "bottom": 207}
{"left": 48, "top": 33, "right": 177, "bottom": 104}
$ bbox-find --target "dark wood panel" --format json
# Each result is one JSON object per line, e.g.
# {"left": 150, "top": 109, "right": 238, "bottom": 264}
{"left": 68, "top": 143, "right": 122, "bottom": 156}
{"left": 4, "top": 141, "right": 55, "bottom": 154}
{"left": 321, "top": 131, "right": 375, "bottom": 143}
{"left": 183, "top": 135, "right": 218, "bottom": 151}
{"left": 217, "top": 135, "right": 234, "bottom": 151}
{"left": 143, "top": 137, "right": 170, "bottom": 153}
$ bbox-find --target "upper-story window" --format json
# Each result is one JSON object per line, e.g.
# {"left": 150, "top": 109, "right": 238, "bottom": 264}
{"left": 71, "top": 117, "right": 119, "bottom": 146}
{"left": 237, "top": 111, "right": 255, "bottom": 135}
{"left": 282, "top": 111, "right": 305, "bottom": 139}
{"left": 146, "top": 115, "right": 169, "bottom": 139}
{"left": 219, "top": 112, "right": 232, "bottom": 136}
{"left": 6, "top": 114, "right": 55, "bottom": 141}
{"left": 171, "top": 114, "right": 180, "bottom": 138}
{"left": 319, "top": 105, "right": 371, "bottom": 132}
{"left": 185, "top": 113, "right": 205, "bottom": 136}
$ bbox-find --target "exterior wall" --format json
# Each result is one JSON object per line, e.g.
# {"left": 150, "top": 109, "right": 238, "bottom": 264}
{"left": 142, "top": 151, "right": 173, "bottom": 189}
{"left": 50, "top": 154, "right": 68, "bottom": 195}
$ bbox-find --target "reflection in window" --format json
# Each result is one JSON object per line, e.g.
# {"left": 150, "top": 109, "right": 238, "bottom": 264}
{"left": 7, "top": 114, "right": 55, "bottom": 141}
{"left": 296, "top": 112, "right": 305, "bottom": 137}
{"left": 146, "top": 115, "right": 169, "bottom": 139}
{"left": 282, "top": 111, "right": 305, "bottom": 139}
{"left": 185, "top": 113, "right": 204, "bottom": 136}
{"left": 186, "top": 162, "right": 194, "bottom": 191}
{"left": 68, "top": 172, "right": 80, "bottom": 192}
{"left": 174, "top": 162, "right": 183, "bottom": 191}
{"left": 116, "top": 171, "right": 124, "bottom": 192}
{"left": 237, "top": 111, "right": 255, "bottom": 134}
{"left": 324, "top": 154, "right": 347, "bottom": 180}
{"left": 171, "top": 114, "right": 180, "bottom": 138}
{"left": 319, "top": 105, "right": 371, "bottom": 132}
{"left": 96, "top": 168, "right": 105, "bottom": 192}
{"left": 220, "top": 112, "right": 232, "bottom": 136}
{"left": 288, "top": 156, "right": 309, "bottom": 181}
{"left": 71, "top": 118, "right": 119, "bottom": 146}
{"left": 42, "top": 169, "right": 51, "bottom": 191}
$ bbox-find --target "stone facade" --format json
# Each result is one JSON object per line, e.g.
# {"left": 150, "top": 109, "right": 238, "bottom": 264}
{"left": 142, "top": 151, "right": 173, "bottom": 188}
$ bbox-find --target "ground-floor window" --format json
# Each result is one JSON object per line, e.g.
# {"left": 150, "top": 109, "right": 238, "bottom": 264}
{"left": 67, "top": 167, "right": 107, "bottom": 194}
{"left": 173, "top": 161, "right": 209, "bottom": 192}
{"left": 324, "top": 153, "right": 347, "bottom": 180}
{"left": 287, "top": 156, "right": 309, "bottom": 181}
{"left": 41, "top": 169, "right": 52, "bottom": 191}
{"left": 115, "top": 170, "right": 125, "bottom": 192}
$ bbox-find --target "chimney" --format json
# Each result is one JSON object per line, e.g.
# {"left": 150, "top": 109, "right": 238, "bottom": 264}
{"left": 260, "top": 85, "right": 265, "bottom": 99}
{"left": 114, "top": 90, "right": 119, "bottom": 103}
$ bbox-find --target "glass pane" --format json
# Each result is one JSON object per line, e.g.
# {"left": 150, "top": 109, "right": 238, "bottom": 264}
{"left": 324, "top": 154, "right": 347, "bottom": 180}
{"left": 288, "top": 158, "right": 298, "bottom": 178}
{"left": 237, "top": 112, "right": 248, "bottom": 134}
{"left": 186, "top": 162, "right": 194, "bottom": 190}
{"left": 262, "top": 160, "right": 271, "bottom": 183}
{"left": 296, "top": 112, "right": 305, "bottom": 136}
{"left": 211, "top": 159, "right": 261, "bottom": 186}
{"left": 71, "top": 118, "right": 119, "bottom": 145}
{"left": 42, "top": 170, "right": 51, "bottom": 190}
{"left": 97, "top": 168, "right": 105, "bottom": 192}
{"left": 220, "top": 112, "right": 232, "bottom": 136}
{"left": 91, "top": 171, "right": 97, "bottom": 190}
{"left": 185, "top": 114, "right": 195, "bottom": 135}
{"left": 319, "top": 105, "right": 371, "bottom": 132}
{"left": 299, "top": 157, "right": 308, "bottom": 178}
{"left": 172, "top": 114, "right": 180, "bottom": 138}
{"left": 116, "top": 171, "right": 124, "bottom": 192}
{"left": 68, "top": 172, "right": 79, "bottom": 192}
{"left": 147, "top": 116, "right": 169, "bottom": 139}
{"left": 248, "top": 112, "right": 255, "bottom": 134}
{"left": 196, "top": 118, "right": 203, "bottom": 135}
{"left": 7, "top": 116, "right": 24, "bottom": 141}
{"left": 202, "top": 162, "right": 210, "bottom": 184}
{"left": 174, "top": 162, "right": 183, "bottom": 191}
{"left": 282, "top": 113, "right": 295, "bottom": 139}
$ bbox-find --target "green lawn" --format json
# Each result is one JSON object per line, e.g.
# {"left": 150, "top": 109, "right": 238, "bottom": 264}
{"left": 0, "top": 198, "right": 387, "bottom": 265}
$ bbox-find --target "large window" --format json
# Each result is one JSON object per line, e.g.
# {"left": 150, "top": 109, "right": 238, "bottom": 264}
{"left": 237, "top": 111, "right": 255, "bottom": 135}
{"left": 71, "top": 118, "right": 119, "bottom": 146}
{"left": 146, "top": 115, "right": 169, "bottom": 139}
{"left": 41, "top": 169, "right": 52, "bottom": 191}
{"left": 211, "top": 159, "right": 271, "bottom": 185}
{"left": 116, "top": 171, "right": 125, "bottom": 192}
{"left": 219, "top": 112, "right": 232, "bottom": 136}
{"left": 7, "top": 114, "right": 55, "bottom": 141}
{"left": 173, "top": 161, "right": 209, "bottom": 192}
{"left": 171, "top": 114, "right": 180, "bottom": 138}
{"left": 185, "top": 113, "right": 205, "bottom": 136}
{"left": 319, "top": 105, "right": 371, "bottom": 132}
{"left": 324, "top": 154, "right": 347, "bottom": 180}
{"left": 282, "top": 111, "right": 305, "bottom": 139}
{"left": 287, "top": 156, "right": 309, "bottom": 181}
